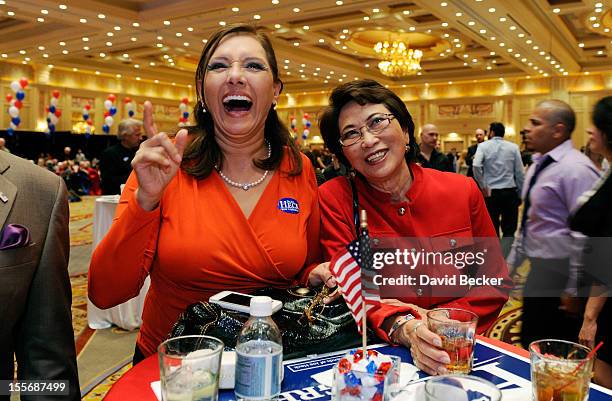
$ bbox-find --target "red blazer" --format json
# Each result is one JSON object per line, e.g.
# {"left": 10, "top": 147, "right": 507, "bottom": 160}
{"left": 319, "top": 163, "right": 511, "bottom": 342}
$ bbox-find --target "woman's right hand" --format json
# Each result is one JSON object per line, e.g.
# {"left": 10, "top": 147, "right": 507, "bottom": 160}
{"left": 578, "top": 317, "right": 597, "bottom": 349}
{"left": 132, "top": 130, "right": 188, "bottom": 211}
{"left": 391, "top": 318, "right": 451, "bottom": 376}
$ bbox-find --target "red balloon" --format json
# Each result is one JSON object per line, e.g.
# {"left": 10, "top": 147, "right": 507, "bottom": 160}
{"left": 303, "top": 113, "right": 309, "bottom": 119}
{"left": 45, "top": 106, "right": 49, "bottom": 113}
{"left": 104, "top": 111, "right": 110, "bottom": 117}
{"left": 19, "top": 78, "right": 28, "bottom": 89}
{"left": 14, "top": 100, "right": 23, "bottom": 109}
{"left": 86, "top": 120, "right": 93, "bottom": 125}
{"left": 107, "top": 94, "right": 116, "bottom": 102}
{"left": 124, "top": 97, "right": 132, "bottom": 104}
{"left": 52, "top": 90, "right": 61, "bottom": 98}
{"left": 5, "top": 94, "right": 12, "bottom": 103}
{"left": 181, "top": 97, "right": 189, "bottom": 104}
{"left": 55, "top": 109, "right": 62, "bottom": 118}
{"left": 84, "top": 103, "right": 92, "bottom": 110}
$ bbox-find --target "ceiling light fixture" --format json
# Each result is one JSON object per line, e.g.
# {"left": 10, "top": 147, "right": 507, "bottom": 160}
{"left": 374, "top": 39, "right": 423, "bottom": 77}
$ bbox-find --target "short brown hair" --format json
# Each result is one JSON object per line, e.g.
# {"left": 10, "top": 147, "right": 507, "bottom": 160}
{"left": 318, "top": 79, "right": 418, "bottom": 169}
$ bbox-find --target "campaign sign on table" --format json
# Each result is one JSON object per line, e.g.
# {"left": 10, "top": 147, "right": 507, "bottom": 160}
{"left": 214, "top": 340, "right": 612, "bottom": 401}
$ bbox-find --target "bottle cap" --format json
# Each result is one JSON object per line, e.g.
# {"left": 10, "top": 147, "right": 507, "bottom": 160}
{"left": 250, "top": 296, "right": 273, "bottom": 317}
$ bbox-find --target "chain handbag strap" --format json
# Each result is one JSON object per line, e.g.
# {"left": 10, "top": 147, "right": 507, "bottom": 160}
{"left": 348, "top": 174, "right": 361, "bottom": 237}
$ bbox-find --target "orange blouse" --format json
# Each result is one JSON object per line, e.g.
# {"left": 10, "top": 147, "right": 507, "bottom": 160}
{"left": 89, "top": 150, "right": 321, "bottom": 356}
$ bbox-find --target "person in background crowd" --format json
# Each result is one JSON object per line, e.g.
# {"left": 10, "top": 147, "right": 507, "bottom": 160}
{"left": 318, "top": 80, "right": 511, "bottom": 376}
{"left": 508, "top": 99, "right": 600, "bottom": 349}
{"left": 0, "top": 138, "right": 10, "bottom": 153}
{"left": 0, "top": 151, "right": 80, "bottom": 400}
{"left": 89, "top": 24, "right": 332, "bottom": 363}
{"left": 570, "top": 96, "right": 612, "bottom": 389}
{"left": 99, "top": 118, "right": 143, "bottom": 194}
{"left": 473, "top": 122, "right": 524, "bottom": 254}
{"left": 63, "top": 146, "right": 72, "bottom": 161}
{"left": 585, "top": 140, "right": 607, "bottom": 172}
{"left": 417, "top": 124, "right": 454, "bottom": 172}
{"left": 322, "top": 153, "right": 348, "bottom": 181}
{"left": 466, "top": 128, "right": 485, "bottom": 178}
{"left": 456, "top": 150, "right": 469, "bottom": 175}
{"left": 446, "top": 147, "right": 458, "bottom": 172}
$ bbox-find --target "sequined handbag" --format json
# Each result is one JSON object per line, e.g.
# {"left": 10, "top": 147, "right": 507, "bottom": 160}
{"left": 169, "top": 286, "right": 375, "bottom": 360}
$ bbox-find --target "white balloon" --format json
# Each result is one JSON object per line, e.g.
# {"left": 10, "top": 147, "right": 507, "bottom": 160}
{"left": 126, "top": 102, "right": 135, "bottom": 111}
{"left": 179, "top": 103, "right": 187, "bottom": 111}
{"left": 85, "top": 125, "right": 92, "bottom": 134}
{"left": 48, "top": 112, "right": 54, "bottom": 119}
{"left": 50, "top": 97, "right": 58, "bottom": 106}
{"left": 105, "top": 116, "right": 114, "bottom": 126}
{"left": 83, "top": 108, "right": 88, "bottom": 115}
{"left": 8, "top": 106, "right": 19, "bottom": 118}
{"left": 10, "top": 99, "right": 16, "bottom": 106}
{"left": 178, "top": 122, "right": 185, "bottom": 127}
{"left": 104, "top": 99, "right": 112, "bottom": 110}
{"left": 10, "top": 81, "right": 21, "bottom": 92}
{"left": 303, "top": 129, "right": 310, "bottom": 136}
{"left": 50, "top": 115, "right": 59, "bottom": 125}
{"left": 9, "top": 122, "right": 17, "bottom": 130}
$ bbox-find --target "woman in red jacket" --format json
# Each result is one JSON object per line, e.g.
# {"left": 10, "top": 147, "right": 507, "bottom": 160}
{"left": 318, "top": 80, "right": 511, "bottom": 376}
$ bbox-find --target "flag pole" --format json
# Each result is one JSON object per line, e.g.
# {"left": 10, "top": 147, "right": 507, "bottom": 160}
{"left": 360, "top": 209, "right": 368, "bottom": 355}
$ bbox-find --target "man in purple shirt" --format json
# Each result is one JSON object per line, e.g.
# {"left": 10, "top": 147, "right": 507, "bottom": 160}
{"left": 508, "top": 99, "right": 600, "bottom": 349}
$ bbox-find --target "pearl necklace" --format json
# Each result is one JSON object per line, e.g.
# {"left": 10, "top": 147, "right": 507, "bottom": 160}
{"left": 215, "top": 141, "right": 272, "bottom": 191}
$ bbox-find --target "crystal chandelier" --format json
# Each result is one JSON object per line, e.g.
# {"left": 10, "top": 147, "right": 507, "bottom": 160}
{"left": 373, "top": 40, "right": 423, "bottom": 77}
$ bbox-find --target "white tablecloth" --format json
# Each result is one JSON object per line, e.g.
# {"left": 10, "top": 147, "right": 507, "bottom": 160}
{"left": 87, "top": 195, "right": 151, "bottom": 330}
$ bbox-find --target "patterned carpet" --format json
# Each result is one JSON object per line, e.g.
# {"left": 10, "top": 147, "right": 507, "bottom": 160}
{"left": 68, "top": 196, "right": 524, "bottom": 400}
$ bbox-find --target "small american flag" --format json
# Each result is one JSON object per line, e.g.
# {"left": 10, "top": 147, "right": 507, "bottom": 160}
{"left": 331, "top": 224, "right": 381, "bottom": 333}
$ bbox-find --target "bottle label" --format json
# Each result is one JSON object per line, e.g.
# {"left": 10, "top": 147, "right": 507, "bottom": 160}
{"left": 235, "top": 342, "right": 282, "bottom": 399}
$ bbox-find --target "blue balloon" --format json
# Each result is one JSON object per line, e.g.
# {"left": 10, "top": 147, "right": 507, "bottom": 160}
{"left": 11, "top": 117, "right": 20, "bottom": 126}
{"left": 306, "top": 121, "right": 311, "bottom": 128}
{"left": 85, "top": 132, "right": 90, "bottom": 139}
{"left": 46, "top": 117, "right": 51, "bottom": 123}
{"left": 83, "top": 114, "right": 89, "bottom": 120}
{"left": 7, "top": 127, "right": 14, "bottom": 136}
{"left": 102, "top": 124, "right": 110, "bottom": 134}
{"left": 128, "top": 110, "right": 134, "bottom": 117}
{"left": 16, "top": 91, "right": 25, "bottom": 101}
{"left": 183, "top": 111, "right": 189, "bottom": 119}
{"left": 49, "top": 123, "right": 55, "bottom": 133}
{"left": 49, "top": 105, "right": 56, "bottom": 114}
{"left": 302, "top": 133, "right": 308, "bottom": 140}
{"left": 110, "top": 106, "right": 117, "bottom": 116}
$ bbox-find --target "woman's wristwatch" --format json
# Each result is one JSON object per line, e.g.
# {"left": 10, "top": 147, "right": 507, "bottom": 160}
{"left": 388, "top": 313, "right": 418, "bottom": 344}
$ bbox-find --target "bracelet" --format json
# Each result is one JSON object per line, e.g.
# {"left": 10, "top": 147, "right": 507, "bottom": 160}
{"left": 388, "top": 314, "right": 417, "bottom": 344}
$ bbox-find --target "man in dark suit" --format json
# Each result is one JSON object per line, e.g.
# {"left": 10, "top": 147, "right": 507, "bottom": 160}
{"left": 0, "top": 152, "right": 80, "bottom": 400}
{"left": 466, "top": 128, "right": 486, "bottom": 178}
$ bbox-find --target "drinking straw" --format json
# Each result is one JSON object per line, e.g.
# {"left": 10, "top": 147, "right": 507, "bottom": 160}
{"left": 556, "top": 341, "right": 603, "bottom": 392}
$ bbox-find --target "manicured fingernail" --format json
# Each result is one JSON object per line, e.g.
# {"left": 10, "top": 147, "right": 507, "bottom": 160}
{"left": 434, "top": 338, "right": 442, "bottom": 347}
{"left": 438, "top": 367, "right": 448, "bottom": 375}
{"left": 441, "top": 355, "right": 451, "bottom": 364}
{"left": 175, "top": 155, "right": 182, "bottom": 163}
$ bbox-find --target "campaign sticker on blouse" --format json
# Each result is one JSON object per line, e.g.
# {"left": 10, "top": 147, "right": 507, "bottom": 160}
{"left": 278, "top": 198, "right": 300, "bottom": 214}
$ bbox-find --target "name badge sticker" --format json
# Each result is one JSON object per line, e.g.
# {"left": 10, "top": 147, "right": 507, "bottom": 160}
{"left": 277, "top": 198, "right": 300, "bottom": 214}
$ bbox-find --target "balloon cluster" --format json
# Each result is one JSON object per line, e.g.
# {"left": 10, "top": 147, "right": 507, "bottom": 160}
{"left": 103, "top": 94, "right": 117, "bottom": 134}
{"left": 5, "top": 78, "right": 28, "bottom": 136}
{"left": 290, "top": 115, "right": 298, "bottom": 137}
{"left": 124, "top": 97, "right": 135, "bottom": 118}
{"left": 302, "top": 113, "right": 312, "bottom": 140}
{"left": 178, "top": 97, "right": 189, "bottom": 127}
{"left": 82, "top": 103, "right": 93, "bottom": 137}
{"left": 45, "top": 90, "right": 62, "bottom": 135}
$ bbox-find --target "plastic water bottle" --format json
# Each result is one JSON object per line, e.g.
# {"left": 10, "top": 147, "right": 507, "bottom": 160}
{"left": 235, "top": 296, "right": 283, "bottom": 401}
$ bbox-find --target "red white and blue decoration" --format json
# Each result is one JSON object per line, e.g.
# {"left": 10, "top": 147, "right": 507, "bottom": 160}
{"left": 302, "top": 113, "right": 312, "bottom": 140}
{"left": 5, "top": 78, "right": 28, "bottom": 136}
{"left": 82, "top": 103, "right": 93, "bottom": 137}
{"left": 289, "top": 115, "right": 298, "bottom": 138}
{"left": 178, "top": 97, "right": 189, "bottom": 127}
{"left": 45, "top": 90, "right": 62, "bottom": 135}
{"left": 102, "top": 93, "right": 117, "bottom": 134}
{"left": 124, "top": 97, "right": 135, "bottom": 118}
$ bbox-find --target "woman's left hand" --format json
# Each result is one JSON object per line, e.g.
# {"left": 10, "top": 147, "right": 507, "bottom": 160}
{"left": 308, "top": 262, "right": 341, "bottom": 303}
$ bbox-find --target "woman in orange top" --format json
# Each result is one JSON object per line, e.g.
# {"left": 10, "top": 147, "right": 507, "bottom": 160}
{"left": 88, "top": 25, "right": 333, "bottom": 361}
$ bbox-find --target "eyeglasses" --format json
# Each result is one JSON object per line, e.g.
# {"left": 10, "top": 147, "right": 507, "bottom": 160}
{"left": 339, "top": 114, "right": 396, "bottom": 147}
